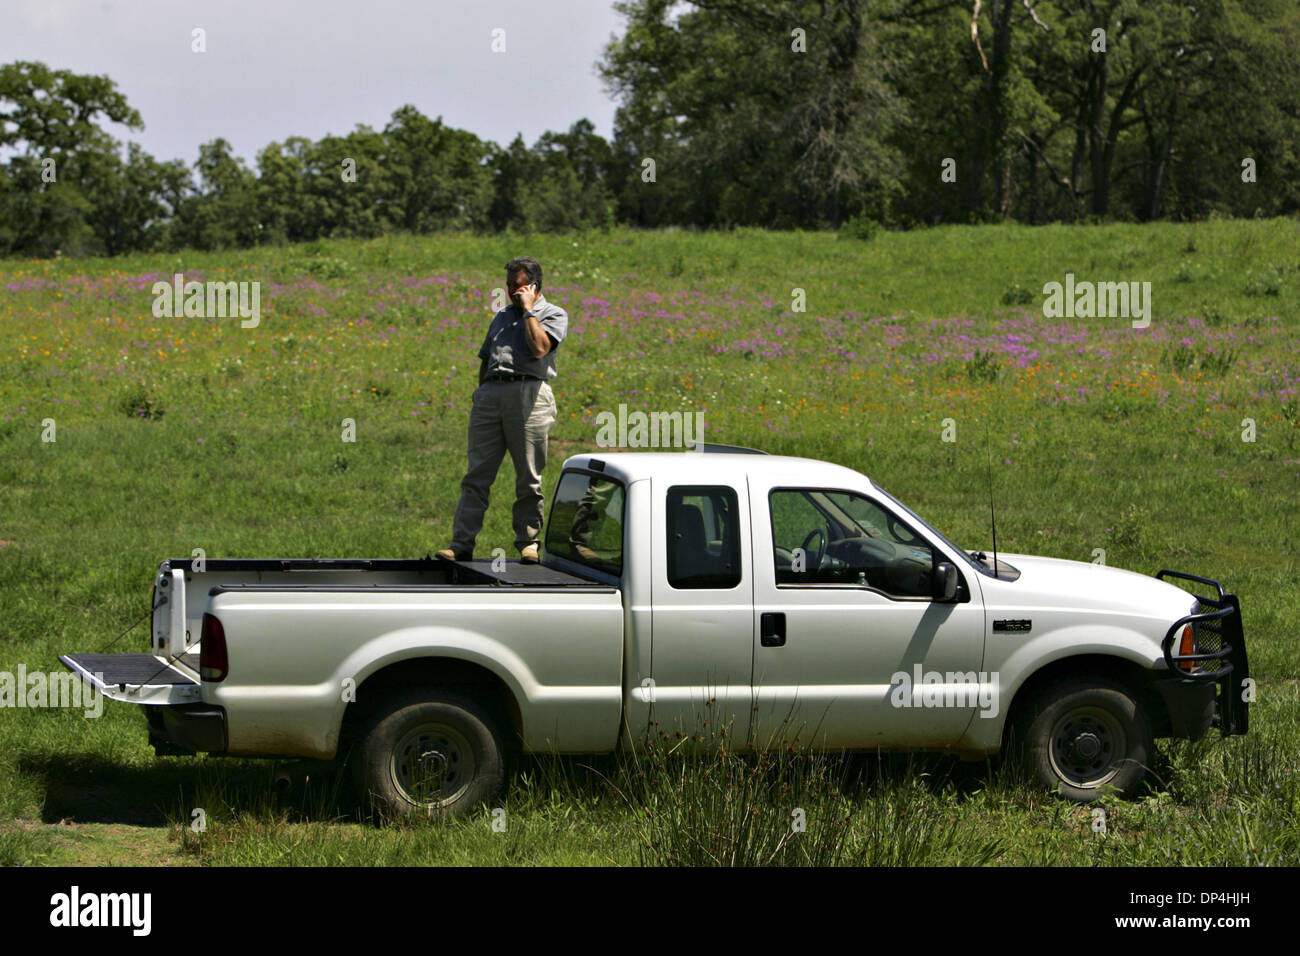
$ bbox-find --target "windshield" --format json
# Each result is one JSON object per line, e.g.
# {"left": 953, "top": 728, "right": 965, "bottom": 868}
{"left": 871, "top": 484, "right": 991, "bottom": 575}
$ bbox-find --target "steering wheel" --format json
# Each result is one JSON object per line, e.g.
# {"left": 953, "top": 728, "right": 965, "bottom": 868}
{"left": 887, "top": 513, "right": 922, "bottom": 546}
{"left": 799, "top": 528, "right": 826, "bottom": 573}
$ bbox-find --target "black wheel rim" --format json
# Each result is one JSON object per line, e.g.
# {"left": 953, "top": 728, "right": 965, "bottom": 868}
{"left": 389, "top": 722, "right": 477, "bottom": 810}
{"left": 1048, "top": 705, "right": 1127, "bottom": 789}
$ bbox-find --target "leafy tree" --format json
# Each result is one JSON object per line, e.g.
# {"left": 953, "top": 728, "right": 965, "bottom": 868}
{"left": 382, "top": 105, "right": 495, "bottom": 232}
{"left": 256, "top": 136, "right": 312, "bottom": 243}
{"left": 1137, "top": 0, "right": 1300, "bottom": 219}
{"left": 174, "top": 138, "right": 261, "bottom": 250}
{"left": 311, "top": 125, "right": 392, "bottom": 238}
{"left": 1017, "top": 0, "right": 1300, "bottom": 221}
{"left": 598, "top": 0, "right": 904, "bottom": 228}
{"left": 0, "top": 61, "right": 143, "bottom": 255}
{"left": 490, "top": 120, "right": 616, "bottom": 231}
{"left": 85, "top": 143, "right": 191, "bottom": 254}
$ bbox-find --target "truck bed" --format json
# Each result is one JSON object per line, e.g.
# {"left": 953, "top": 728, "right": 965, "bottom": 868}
{"left": 60, "top": 556, "right": 613, "bottom": 708}
{"left": 165, "top": 556, "right": 602, "bottom": 588}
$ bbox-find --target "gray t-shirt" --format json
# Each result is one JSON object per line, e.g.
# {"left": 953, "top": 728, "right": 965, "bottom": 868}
{"left": 477, "top": 294, "right": 569, "bottom": 380}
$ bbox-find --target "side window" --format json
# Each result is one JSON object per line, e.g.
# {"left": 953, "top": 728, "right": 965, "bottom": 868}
{"left": 770, "top": 491, "right": 829, "bottom": 574}
{"left": 667, "top": 485, "right": 742, "bottom": 589}
{"left": 770, "top": 489, "right": 934, "bottom": 598}
{"left": 545, "top": 472, "right": 626, "bottom": 575}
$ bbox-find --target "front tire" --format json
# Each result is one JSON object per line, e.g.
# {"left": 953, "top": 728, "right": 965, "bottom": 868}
{"left": 1017, "top": 678, "right": 1153, "bottom": 802}
{"left": 354, "top": 690, "right": 505, "bottom": 821}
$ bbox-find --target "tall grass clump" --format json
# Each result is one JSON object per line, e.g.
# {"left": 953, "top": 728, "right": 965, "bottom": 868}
{"left": 604, "top": 711, "right": 1005, "bottom": 866}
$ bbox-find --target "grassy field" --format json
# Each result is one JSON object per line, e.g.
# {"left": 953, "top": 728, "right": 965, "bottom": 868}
{"left": 1, "top": 220, "right": 1297, "bottom": 866}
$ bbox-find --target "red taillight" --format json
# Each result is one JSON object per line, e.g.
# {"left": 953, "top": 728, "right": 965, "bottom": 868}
{"left": 200, "top": 612, "right": 228, "bottom": 682}
{"left": 1177, "top": 624, "right": 1196, "bottom": 673}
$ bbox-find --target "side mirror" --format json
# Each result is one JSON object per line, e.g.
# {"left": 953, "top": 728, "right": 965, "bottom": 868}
{"left": 933, "top": 562, "right": 959, "bottom": 602}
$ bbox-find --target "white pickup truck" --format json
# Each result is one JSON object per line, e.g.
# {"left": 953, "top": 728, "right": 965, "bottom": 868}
{"left": 61, "top": 446, "right": 1248, "bottom": 817}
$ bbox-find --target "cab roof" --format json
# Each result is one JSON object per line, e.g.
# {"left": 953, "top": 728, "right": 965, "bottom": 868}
{"left": 559, "top": 446, "right": 876, "bottom": 492}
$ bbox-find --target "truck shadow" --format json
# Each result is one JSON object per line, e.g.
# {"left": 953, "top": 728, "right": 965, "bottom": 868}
{"left": 18, "top": 752, "right": 359, "bottom": 827}
{"left": 23, "top": 743, "right": 1155, "bottom": 830}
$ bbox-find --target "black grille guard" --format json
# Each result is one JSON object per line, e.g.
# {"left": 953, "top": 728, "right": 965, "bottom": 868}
{"left": 1155, "top": 569, "right": 1249, "bottom": 736}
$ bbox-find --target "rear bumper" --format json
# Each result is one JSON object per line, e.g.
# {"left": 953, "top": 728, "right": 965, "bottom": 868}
{"left": 146, "top": 704, "right": 227, "bottom": 755}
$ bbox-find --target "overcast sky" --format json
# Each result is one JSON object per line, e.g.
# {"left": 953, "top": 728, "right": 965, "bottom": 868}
{"left": 3, "top": 0, "right": 625, "bottom": 166}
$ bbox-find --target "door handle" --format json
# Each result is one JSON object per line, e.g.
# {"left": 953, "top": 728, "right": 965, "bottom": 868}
{"left": 760, "top": 612, "right": 786, "bottom": 647}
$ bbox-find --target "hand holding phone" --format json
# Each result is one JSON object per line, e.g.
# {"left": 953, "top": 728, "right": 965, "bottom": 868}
{"left": 515, "top": 283, "right": 540, "bottom": 313}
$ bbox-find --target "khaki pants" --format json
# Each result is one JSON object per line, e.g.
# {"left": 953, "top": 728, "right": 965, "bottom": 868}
{"left": 450, "top": 379, "right": 557, "bottom": 554}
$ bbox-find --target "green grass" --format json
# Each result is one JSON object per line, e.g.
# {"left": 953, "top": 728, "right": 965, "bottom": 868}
{"left": 1, "top": 220, "right": 1297, "bottom": 865}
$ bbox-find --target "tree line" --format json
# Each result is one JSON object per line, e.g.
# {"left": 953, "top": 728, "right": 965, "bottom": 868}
{"left": 2, "top": 0, "right": 1297, "bottom": 257}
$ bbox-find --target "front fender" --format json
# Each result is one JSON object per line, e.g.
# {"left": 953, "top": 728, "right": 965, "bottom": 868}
{"left": 959, "top": 622, "right": 1164, "bottom": 753}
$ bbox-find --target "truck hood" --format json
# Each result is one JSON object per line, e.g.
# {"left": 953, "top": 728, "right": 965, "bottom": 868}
{"left": 986, "top": 552, "right": 1196, "bottom": 620}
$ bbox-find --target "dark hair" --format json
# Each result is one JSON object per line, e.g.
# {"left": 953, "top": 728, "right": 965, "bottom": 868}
{"left": 505, "top": 256, "right": 542, "bottom": 292}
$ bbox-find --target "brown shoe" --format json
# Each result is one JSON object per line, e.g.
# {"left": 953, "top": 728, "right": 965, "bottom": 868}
{"left": 436, "top": 548, "right": 469, "bottom": 561}
{"left": 572, "top": 544, "right": 600, "bottom": 563}
{"left": 520, "top": 544, "right": 540, "bottom": 564}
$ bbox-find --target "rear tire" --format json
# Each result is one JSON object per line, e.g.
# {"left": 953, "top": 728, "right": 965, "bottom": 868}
{"left": 353, "top": 690, "right": 505, "bottom": 821}
{"left": 1015, "top": 678, "right": 1153, "bottom": 802}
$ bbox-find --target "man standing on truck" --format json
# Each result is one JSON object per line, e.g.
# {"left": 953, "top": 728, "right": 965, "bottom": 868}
{"left": 437, "top": 257, "right": 568, "bottom": 564}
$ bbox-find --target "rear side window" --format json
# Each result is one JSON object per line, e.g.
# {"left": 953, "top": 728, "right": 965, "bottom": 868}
{"left": 546, "top": 472, "right": 626, "bottom": 576}
{"left": 667, "top": 485, "right": 742, "bottom": 589}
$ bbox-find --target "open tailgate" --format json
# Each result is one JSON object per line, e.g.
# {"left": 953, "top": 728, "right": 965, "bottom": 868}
{"left": 59, "top": 652, "right": 201, "bottom": 705}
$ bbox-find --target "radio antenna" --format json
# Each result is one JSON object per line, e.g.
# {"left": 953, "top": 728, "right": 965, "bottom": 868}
{"left": 984, "top": 418, "right": 999, "bottom": 578}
